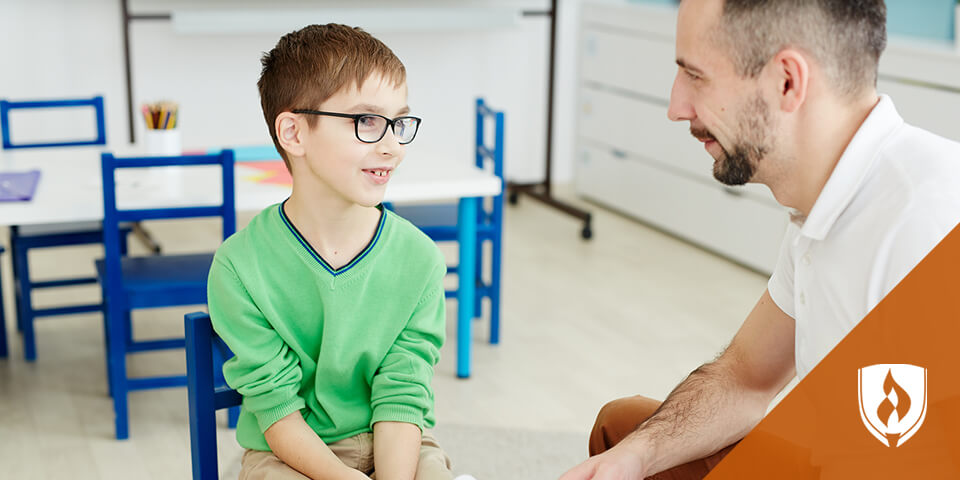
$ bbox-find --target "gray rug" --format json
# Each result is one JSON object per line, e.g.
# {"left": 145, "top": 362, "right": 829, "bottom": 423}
{"left": 433, "top": 424, "right": 588, "bottom": 480}
{"left": 218, "top": 424, "right": 588, "bottom": 480}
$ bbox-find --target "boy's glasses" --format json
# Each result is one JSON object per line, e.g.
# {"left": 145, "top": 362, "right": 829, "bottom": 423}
{"left": 292, "top": 109, "right": 422, "bottom": 145}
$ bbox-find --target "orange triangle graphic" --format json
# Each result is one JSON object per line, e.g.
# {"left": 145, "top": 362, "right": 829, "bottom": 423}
{"left": 705, "top": 225, "right": 960, "bottom": 478}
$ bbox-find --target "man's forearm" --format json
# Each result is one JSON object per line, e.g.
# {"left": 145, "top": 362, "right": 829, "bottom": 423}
{"left": 624, "top": 360, "right": 771, "bottom": 476}
{"left": 373, "top": 421, "right": 422, "bottom": 480}
{"left": 264, "top": 412, "right": 363, "bottom": 480}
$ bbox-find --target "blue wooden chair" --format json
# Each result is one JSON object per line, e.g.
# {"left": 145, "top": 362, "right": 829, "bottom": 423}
{"left": 97, "top": 150, "right": 236, "bottom": 439}
{"left": 185, "top": 311, "right": 241, "bottom": 480}
{"left": 1, "top": 95, "right": 133, "bottom": 361}
{"left": 390, "top": 98, "right": 505, "bottom": 343}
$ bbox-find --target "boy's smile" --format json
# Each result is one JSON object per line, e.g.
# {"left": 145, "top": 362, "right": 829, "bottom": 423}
{"left": 361, "top": 166, "right": 394, "bottom": 185}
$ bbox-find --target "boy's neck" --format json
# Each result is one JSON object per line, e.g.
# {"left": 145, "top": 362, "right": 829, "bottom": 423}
{"left": 284, "top": 189, "right": 382, "bottom": 270}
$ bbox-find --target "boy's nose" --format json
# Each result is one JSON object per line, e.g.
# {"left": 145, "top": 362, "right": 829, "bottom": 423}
{"left": 375, "top": 129, "right": 403, "bottom": 157}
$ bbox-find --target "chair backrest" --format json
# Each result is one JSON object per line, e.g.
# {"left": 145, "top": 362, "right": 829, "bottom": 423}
{"left": 475, "top": 97, "right": 505, "bottom": 225}
{"left": 185, "top": 311, "right": 241, "bottom": 480}
{"left": 99, "top": 150, "right": 236, "bottom": 289}
{"left": 0, "top": 96, "right": 107, "bottom": 149}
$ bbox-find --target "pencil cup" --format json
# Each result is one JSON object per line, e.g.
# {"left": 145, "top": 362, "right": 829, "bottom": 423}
{"left": 145, "top": 129, "right": 182, "bottom": 156}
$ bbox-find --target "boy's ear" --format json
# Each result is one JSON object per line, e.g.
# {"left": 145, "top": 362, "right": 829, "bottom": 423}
{"left": 275, "top": 112, "right": 306, "bottom": 158}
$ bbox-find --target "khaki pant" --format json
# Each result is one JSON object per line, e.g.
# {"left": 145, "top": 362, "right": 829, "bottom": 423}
{"left": 588, "top": 395, "right": 738, "bottom": 480}
{"left": 240, "top": 430, "right": 453, "bottom": 480}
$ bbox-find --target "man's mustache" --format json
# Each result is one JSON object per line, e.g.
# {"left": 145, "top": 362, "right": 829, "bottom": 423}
{"left": 690, "top": 126, "right": 716, "bottom": 143}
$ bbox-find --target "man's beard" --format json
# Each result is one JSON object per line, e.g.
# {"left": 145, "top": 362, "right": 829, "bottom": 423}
{"left": 691, "top": 93, "right": 773, "bottom": 186}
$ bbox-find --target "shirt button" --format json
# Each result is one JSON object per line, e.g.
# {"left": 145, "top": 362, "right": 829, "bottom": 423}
{"left": 799, "top": 292, "right": 806, "bottom": 305}
{"left": 802, "top": 254, "right": 811, "bottom": 265}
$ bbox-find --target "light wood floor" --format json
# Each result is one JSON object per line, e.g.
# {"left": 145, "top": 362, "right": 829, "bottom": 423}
{"left": 0, "top": 189, "right": 769, "bottom": 479}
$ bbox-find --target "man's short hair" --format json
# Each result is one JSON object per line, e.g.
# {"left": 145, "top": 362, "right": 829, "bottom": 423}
{"left": 257, "top": 24, "right": 406, "bottom": 169}
{"left": 716, "top": 0, "right": 886, "bottom": 99}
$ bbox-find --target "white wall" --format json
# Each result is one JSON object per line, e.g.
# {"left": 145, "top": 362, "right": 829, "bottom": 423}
{"left": 0, "top": 0, "right": 585, "bottom": 184}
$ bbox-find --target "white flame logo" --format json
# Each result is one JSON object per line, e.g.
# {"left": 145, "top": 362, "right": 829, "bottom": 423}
{"left": 858, "top": 364, "right": 927, "bottom": 448}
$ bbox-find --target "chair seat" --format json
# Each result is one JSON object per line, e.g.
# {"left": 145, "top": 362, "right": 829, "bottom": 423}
{"left": 96, "top": 253, "right": 214, "bottom": 308}
{"left": 16, "top": 221, "right": 135, "bottom": 237}
{"left": 392, "top": 203, "right": 459, "bottom": 227}
{"left": 17, "top": 221, "right": 105, "bottom": 236}
{"left": 393, "top": 203, "right": 497, "bottom": 242}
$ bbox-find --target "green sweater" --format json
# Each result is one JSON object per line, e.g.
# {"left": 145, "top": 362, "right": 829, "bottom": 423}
{"left": 207, "top": 202, "right": 446, "bottom": 451}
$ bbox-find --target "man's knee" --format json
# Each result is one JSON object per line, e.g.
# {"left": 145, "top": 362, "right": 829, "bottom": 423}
{"left": 596, "top": 396, "right": 660, "bottom": 428}
{"left": 589, "top": 395, "right": 661, "bottom": 456}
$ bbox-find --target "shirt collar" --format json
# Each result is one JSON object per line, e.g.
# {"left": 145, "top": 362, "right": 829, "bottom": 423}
{"left": 799, "top": 94, "right": 904, "bottom": 241}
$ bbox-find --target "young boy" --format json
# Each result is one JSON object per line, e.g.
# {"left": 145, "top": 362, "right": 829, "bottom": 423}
{"left": 208, "top": 24, "right": 471, "bottom": 480}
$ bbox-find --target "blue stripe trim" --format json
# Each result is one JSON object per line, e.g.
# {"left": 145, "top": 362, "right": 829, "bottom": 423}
{"left": 347, "top": 211, "right": 386, "bottom": 274}
{"left": 278, "top": 202, "right": 386, "bottom": 277}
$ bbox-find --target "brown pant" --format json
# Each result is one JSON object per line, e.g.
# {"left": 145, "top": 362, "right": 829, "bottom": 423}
{"left": 240, "top": 430, "right": 453, "bottom": 480}
{"left": 588, "top": 395, "right": 738, "bottom": 480}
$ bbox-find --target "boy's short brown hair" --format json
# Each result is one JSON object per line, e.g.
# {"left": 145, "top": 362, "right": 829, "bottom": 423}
{"left": 257, "top": 24, "right": 406, "bottom": 169}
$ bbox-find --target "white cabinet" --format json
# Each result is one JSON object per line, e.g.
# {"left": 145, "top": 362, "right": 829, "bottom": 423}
{"left": 575, "top": 2, "right": 788, "bottom": 273}
{"left": 573, "top": 2, "right": 960, "bottom": 275}
{"left": 577, "top": 144, "right": 788, "bottom": 271}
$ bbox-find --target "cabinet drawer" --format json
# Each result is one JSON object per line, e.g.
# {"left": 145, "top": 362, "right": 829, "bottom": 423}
{"left": 581, "top": 2, "right": 677, "bottom": 38}
{"left": 579, "top": 87, "right": 782, "bottom": 207}
{"left": 878, "top": 80, "right": 960, "bottom": 143}
{"left": 580, "top": 27, "right": 676, "bottom": 101}
{"left": 579, "top": 86, "right": 711, "bottom": 181}
{"left": 576, "top": 145, "right": 789, "bottom": 273}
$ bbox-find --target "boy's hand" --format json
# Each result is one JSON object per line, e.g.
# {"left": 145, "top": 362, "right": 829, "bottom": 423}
{"left": 265, "top": 412, "right": 369, "bottom": 480}
{"left": 558, "top": 440, "right": 648, "bottom": 480}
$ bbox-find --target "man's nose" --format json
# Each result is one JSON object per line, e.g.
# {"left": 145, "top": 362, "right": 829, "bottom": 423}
{"left": 667, "top": 73, "right": 695, "bottom": 122}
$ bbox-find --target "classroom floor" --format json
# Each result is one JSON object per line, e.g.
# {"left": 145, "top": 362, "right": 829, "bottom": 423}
{"left": 0, "top": 188, "right": 769, "bottom": 479}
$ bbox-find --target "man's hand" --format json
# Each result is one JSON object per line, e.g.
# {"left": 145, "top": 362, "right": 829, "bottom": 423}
{"left": 559, "top": 440, "right": 648, "bottom": 480}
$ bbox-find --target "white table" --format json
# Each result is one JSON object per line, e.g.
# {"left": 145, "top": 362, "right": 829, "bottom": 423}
{"left": 0, "top": 146, "right": 500, "bottom": 377}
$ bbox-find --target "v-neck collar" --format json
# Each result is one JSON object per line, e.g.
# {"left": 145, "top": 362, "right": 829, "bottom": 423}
{"left": 278, "top": 201, "right": 386, "bottom": 276}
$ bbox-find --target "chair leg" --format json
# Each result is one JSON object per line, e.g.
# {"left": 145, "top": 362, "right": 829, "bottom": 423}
{"left": 125, "top": 310, "right": 133, "bottom": 348}
{"left": 102, "top": 296, "right": 113, "bottom": 398}
{"left": 227, "top": 406, "right": 240, "bottom": 429}
{"left": 106, "top": 302, "right": 130, "bottom": 439}
{"left": 106, "top": 230, "right": 132, "bottom": 392}
{"left": 12, "top": 237, "right": 36, "bottom": 361}
{"left": 490, "top": 235, "right": 502, "bottom": 345}
{"left": 474, "top": 238, "right": 484, "bottom": 319}
{"left": 0, "top": 260, "right": 7, "bottom": 359}
{"left": 119, "top": 230, "right": 130, "bottom": 256}
{"left": 9, "top": 230, "right": 22, "bottom": 333}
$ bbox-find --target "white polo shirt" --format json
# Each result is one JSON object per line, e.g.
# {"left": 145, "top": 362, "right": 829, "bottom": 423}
{"left": 767, "top": 95, "right": 960, "bottom": 379}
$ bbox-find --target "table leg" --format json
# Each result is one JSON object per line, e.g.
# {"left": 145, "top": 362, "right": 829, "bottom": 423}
{"left": 457, "top": 197, "right": 479, "bottom": 378}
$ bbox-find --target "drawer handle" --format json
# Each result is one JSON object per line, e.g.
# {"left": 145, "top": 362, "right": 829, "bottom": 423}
{"left": 610, "top": 149, "right": 628, "bottom": 159}
{"left": 723, "top": 187, "right": 744, "bottom": 197}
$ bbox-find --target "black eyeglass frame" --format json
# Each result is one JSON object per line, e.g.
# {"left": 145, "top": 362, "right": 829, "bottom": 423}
{"left": 291, "top": 109, "right": 422, "bottom": 145}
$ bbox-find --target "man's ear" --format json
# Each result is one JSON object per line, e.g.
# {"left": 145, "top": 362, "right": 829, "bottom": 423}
{"left": 771, "top": 48, "right": 809, "bottom": 114}
{"left": 275, "top": 112, "right": 306, "bottom": 158}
